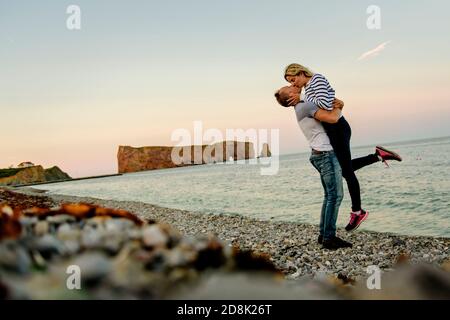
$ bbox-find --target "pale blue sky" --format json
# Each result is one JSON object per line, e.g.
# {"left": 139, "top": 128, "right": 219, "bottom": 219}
{"left": 1, "top": 0, "right": 449, "bottom": 177}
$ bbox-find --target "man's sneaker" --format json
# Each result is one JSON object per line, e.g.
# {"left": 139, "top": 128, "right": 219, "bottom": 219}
{"left": 376, "top": 146, "right": 402, "bottom": 167}
{"left": 345, "top": 210, "right": 369, "bottom": 232}
{"left": 318, "top": 235, "right": 323, "bottom": 244}
{"left": 322, "top": 236, "right": 353, "bottom": 250}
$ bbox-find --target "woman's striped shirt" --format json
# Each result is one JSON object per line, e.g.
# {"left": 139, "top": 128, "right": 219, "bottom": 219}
{"left": 304, "top": 74, "right": 335, "bottom": 111}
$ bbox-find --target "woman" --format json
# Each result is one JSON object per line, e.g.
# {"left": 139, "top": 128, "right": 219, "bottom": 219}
{"left": 283, "top": 63, "right": 403, "bottom": 231}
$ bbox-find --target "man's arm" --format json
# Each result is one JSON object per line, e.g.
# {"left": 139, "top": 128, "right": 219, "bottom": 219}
{"left": 313, "top": 108, "right": 341, "bottom": 124}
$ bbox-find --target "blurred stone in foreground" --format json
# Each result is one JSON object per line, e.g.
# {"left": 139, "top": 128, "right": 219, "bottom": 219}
{"left": 0, "top": 203, "right": 280, "bottom": 299}
{"left": 1, "top": 200, "right": 449, "bottom": 300}
{"left": 350, "top": 263, "right": 450, "bottom": 299}
{"left": 169, "top": 262, "right": 450, "bottom": 300}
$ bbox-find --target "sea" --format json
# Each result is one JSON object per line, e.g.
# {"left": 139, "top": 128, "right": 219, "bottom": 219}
{"left": 34, "top": 136, "right": 450, "bottom": 238}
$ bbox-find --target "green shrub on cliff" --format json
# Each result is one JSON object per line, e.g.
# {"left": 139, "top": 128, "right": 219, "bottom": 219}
{"left": 44, "top": 166, "right": 72, "bottom": 181}
{"left": 0, "top": 168, "right": 24, "bottom": 179}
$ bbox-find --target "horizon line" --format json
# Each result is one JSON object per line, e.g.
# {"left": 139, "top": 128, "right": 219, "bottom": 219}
{"left": 280, "top": 134, "right": 450, "bottom": 157}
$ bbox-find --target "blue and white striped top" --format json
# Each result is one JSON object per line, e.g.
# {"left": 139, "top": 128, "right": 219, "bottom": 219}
{"left": 304, "top": 74, "right": 335, "bottom": 111}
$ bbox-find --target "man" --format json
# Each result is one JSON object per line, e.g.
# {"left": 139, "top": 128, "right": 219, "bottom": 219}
{"left": 275, "top": 86, "right": 352, "bottom": 250}
{"left": 283, "top": 63, "right": 402, "bottom": 229}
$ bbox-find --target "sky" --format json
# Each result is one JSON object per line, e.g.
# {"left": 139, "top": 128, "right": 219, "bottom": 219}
{"left": 1, "top": 0, "right": 450, "bottom": 177}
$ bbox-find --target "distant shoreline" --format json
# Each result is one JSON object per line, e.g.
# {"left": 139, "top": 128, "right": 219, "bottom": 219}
{"left": 27, "top": 158, "right": 270, "bottom": 183}
{"left": 13, "top": 173, "right": 123, "bottom": 187}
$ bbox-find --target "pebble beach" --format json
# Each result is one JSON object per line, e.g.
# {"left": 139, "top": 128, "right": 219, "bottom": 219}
{"left": 1, "top": 187, "right": 449, "bottom": 299}
{"left": 11, "top": 188, "right": 450, "bottom": 276}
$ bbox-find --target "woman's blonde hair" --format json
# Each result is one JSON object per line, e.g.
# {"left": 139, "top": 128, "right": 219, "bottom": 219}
{"left": 284, "top": 63, "right": 314, "bottom": 80}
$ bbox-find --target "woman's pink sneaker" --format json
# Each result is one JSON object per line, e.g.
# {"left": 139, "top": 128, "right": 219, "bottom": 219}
{"left": 376, "top": 146, "right": 402, "bottom": 163}
{"left": 345, "top": 210, "right": 369, "bottom": 232}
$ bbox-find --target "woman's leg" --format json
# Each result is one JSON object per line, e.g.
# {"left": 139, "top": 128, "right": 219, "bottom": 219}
{"left": 326, "top": 118, "right": 362, "bottom": 212}
{"left": 352, "top": 154, "right": 379, "bottom": 171}
{"left": 324, "top": 120, "right": 380, "bottom": 171}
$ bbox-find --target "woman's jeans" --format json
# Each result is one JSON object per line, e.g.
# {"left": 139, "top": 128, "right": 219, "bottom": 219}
{"left": 310, "top": 151, "right": 344, "bottom": 241}
{"left": 323, "top": 117, "right": 379, "bottom": 212}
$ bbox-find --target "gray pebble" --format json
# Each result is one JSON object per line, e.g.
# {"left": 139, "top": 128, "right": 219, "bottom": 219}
{"left": 72, "top": 252, "right": 112, "bottom": 284}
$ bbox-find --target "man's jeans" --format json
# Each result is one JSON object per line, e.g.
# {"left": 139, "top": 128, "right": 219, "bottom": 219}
{"left": 310, "top": 151, "right": 344, "bottom": 241}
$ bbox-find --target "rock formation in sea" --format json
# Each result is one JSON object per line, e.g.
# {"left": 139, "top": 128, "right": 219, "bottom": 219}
{"left": 0, "top": 166, "right": 72, "bottom": 186}
{"left": 258, "top": 143, "right": 272, "bottom": 158}
{"left": 117, "top": 141, "right": 255, "bottom": 174}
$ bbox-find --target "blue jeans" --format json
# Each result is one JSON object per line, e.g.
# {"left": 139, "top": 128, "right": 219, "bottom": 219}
{"left": 310, "top": 151, "right": 344, "bottom": 241}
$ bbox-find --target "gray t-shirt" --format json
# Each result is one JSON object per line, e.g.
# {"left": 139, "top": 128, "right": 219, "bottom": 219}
{"left": 294, "top": 101, "right": 333, "bottom": 152}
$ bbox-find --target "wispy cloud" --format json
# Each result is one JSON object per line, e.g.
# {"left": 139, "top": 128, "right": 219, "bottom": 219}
{"left": 358, "top": 41, "right": 391, "bottom": 61}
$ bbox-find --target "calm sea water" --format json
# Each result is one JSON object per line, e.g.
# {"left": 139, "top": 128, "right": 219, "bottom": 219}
{"left": 35, "top": 137, "right": 450, "bottom": 237}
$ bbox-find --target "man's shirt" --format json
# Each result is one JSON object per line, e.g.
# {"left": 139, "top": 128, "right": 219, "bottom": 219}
{"left": 294, "top": 101, "right": 333, "bottom": 152}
